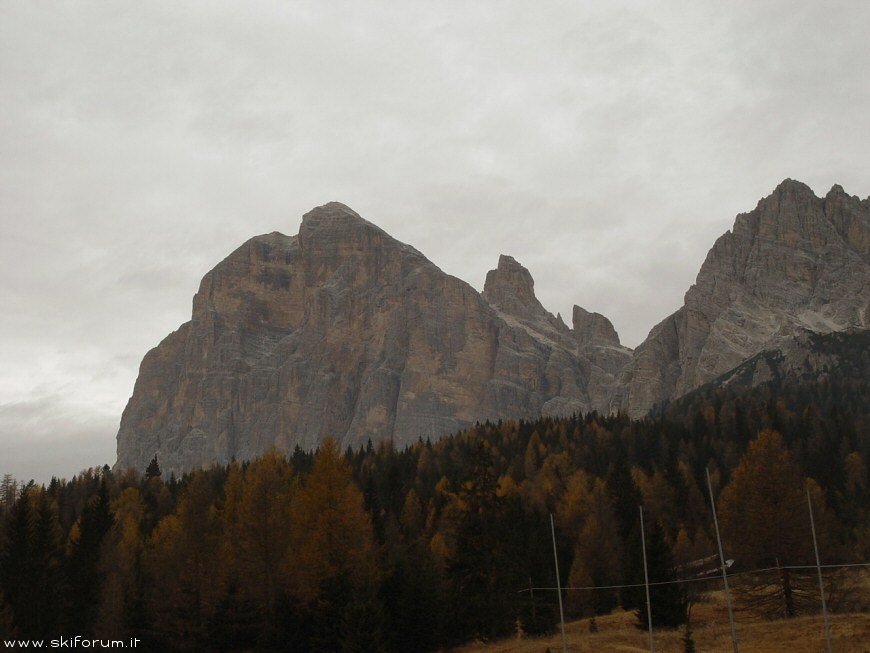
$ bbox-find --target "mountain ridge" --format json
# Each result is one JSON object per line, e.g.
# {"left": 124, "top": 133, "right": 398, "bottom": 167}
{"left": 614, "top": 179, "right": 870, "bottom": 416}
{"left": 115, "top": 180, "right": 870, "bottom": 475}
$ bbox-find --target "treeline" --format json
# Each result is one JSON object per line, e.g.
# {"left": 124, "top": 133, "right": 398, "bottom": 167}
{"left": 0, "top": 374, "right": 868, "bottom": 652}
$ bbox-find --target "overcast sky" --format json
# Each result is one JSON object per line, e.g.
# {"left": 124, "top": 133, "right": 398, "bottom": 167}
{"left": 1, "top": 1, "right": 868, "bottom": 483}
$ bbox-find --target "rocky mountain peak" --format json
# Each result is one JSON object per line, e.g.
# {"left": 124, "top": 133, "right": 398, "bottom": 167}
{"left": 302, "top": 200, "right": 364, "bottom": 223}
{"left": 117, "top": 209, "right": 606, "bottom": 476}
{"left": 732, "top": 178, "right": 822, "bottom": 242}
{"left": 299, "top": 201, "right": 387, "bottom": 245}
{"left": 116, "top": 180, "right": 868, "bottom": 473}
{"left": 619, "top": 180, "right": 870, "bottom": 417}
{"left": 772, "top": 177, "right": 814, "bottom": 196}
{"left": 827, "top": 183, "right": 846, "bottom": 197}
{"left": 482, "top": 254, "right": 545, "bottom": 317}
{"left": 760, "top": 178, "right": 822, "bottom": 213}
{"left": 298, "top": 201, "right": 428, "bottom": 271}
{"left": 572, "top": 305, "right": 621, "bottom": 347}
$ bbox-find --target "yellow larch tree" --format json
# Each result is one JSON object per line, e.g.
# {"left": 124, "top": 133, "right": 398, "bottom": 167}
{"left": 287, "top": 437, "right": 377, "bottom": 604}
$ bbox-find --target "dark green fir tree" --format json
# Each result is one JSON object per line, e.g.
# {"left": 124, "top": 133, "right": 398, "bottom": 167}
{"left": 636, "top": 520, "right": 687, "bottom": 630}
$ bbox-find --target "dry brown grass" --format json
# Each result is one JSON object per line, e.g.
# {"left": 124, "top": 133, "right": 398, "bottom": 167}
{"left": 450, "top": 596, "right": 870, "bottom": 653}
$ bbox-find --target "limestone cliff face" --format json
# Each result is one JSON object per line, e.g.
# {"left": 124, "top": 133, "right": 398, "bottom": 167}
{"left": 480, "top": 254, "right": 632, "bottom": 418}
{"left": 618, "top": 180, "right": 870, "bottom": 416}
{"left": 116, "top": 203, "right": 620, "bottom": 475}
{"left": 571, "top": 305, "right": 632, "bottom": 413}
{"left": 116, "top": 181, "right": 869, "bottom": 474}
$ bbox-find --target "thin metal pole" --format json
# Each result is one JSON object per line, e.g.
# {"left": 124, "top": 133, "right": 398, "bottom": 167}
{"left": 707, "top": 467, "right": 739, "bottom": 653}
{"left": 529, "top": 577, "right": 536, "bottom": 625}
{"left": 550, "top": 513, "right": 569, "bottom": 653}
{"left": 807, "top": 487, "right": 833, "bottom": 653}
{"left": 639, "top": 506, "right": 655, "bottom": 653}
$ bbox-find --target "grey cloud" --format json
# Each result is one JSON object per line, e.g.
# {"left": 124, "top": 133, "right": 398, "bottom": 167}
{"left": 1, "top": 0, "right": 868, "bottom": 482}
{"left": 0, "top": 397, "right": 118, "bottom": 483}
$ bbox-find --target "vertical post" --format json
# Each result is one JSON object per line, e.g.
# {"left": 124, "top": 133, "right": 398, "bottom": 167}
{"left": 550, "top": 513, "right": 569, "bottom": 653}
{"left": 639, "top": 506, "right": 655, "bottom": 653}
{"left": 807, "top": 487, "right": 833, "bottom": 653}
{"left": 529, "top": 577, "right": 537, "bottom": 625}
{"left": 706, "top": 467, "right": 739, "bottom": 653}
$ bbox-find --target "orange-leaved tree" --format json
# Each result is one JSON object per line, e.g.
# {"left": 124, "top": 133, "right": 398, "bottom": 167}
{"left": 287, "top": 437, "right": 383, "bottom": 651}
{"left": 223, "top": 450, "right": 294, "bottom": 618}
{"left": 288, "top": 437, "right": 377, "bottom": 601}
{"left": 718, "top": 430, "right": 816, "bottom": 618}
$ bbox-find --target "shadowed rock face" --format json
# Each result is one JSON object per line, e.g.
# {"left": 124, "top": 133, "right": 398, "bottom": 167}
{"left": 616, "top": 180, "right": 870, "bottom": 416}
{"left": 116, "top": 181, "right": 870, "bottom": 475}
{"left": 116, "top": 202, "right": 625, "bottom": 476}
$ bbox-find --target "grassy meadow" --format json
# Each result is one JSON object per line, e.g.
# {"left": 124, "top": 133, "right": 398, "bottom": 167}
{"left": 452, "top": 591, "right": 870, "bottom": 653}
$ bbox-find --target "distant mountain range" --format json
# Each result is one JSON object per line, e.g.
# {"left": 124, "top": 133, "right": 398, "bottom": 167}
{"left": 115, "top": 180, "right": 870, "bottom": 475}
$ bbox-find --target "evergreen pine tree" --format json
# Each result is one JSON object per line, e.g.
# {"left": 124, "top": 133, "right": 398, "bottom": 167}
{"left": 66, "top": 478, "right": 114, "bottom": 630}
{"left": 607, "top": 455, "right": 643, "bottom": 611}
{"left": 0, "top": 486, "right": 65, "bottom": 637}
{"left": 29, "top": 488, "right": 65, "bottom": 635}
{"left": 380, "top": 539, "right": 445, "bottom": 652}
{"left": 0, "top": 589, "right": 13, "bottom": 639}
{"left": 447, "top": 443, "right": 519, "bottom": 641}
{"left": 0, "top": 485, "right": 31, "bottom": 634}
{"left": 338, "top": 582, "right": 389, "bottom": 653}
{"left": 636, "top": 520, "right": 687, "bottom": 630}
{"left": 145, "top": 456, "right": 161, "bottom": 480}
{"left": 204, "top": 581, "right": 259, "bottom": 652}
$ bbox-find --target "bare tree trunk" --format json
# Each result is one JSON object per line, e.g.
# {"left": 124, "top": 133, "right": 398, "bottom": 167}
{"left": 781, "top": 565, "right": 795, "bottom": 618}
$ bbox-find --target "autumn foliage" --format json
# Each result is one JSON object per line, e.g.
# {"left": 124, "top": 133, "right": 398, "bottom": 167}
{"left": 1, "top": 369, "right": 869, "bottom": 651}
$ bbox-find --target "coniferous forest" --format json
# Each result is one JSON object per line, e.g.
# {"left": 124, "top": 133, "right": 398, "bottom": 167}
{"left": 1, "top": 351, "right": 869, "bottom": 652}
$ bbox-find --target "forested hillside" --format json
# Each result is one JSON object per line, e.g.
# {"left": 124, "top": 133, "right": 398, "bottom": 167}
{"left": 2, "top": 353, "right": 868, "bottom": 651}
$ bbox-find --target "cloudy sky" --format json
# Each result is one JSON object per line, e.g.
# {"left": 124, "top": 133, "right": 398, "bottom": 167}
{"left": 1, "top": 1, "right": 868, "bottom": 483}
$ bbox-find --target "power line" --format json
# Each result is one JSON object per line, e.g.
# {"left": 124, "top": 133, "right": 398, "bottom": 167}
{"left": 518, "top": 561, "right": 870, "bottom": 594}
